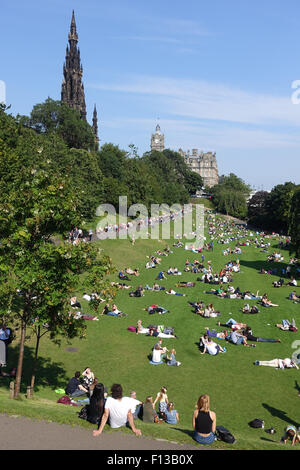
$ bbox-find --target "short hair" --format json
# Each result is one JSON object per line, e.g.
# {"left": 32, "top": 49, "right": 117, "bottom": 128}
{"left": 111, "top": 383, "right": 123, "bottom": 399}
{"left": 130, "top": 391, "right": 136, "bottom": 397}
{"left": 75, "top": 371, "right": 81, "bottom": 378}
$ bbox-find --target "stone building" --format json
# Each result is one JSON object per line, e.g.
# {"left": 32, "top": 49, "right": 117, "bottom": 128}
{"left": 150, "top": 124, "right": 165, "bottom": 152}
{"left": 61, "top": 11, "right": 99, "bottom": 144}
{"left": 178, "top": 148, "right": 219, "bottom": 188}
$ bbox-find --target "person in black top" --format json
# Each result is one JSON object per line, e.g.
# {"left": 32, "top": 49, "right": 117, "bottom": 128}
{"left": 65, "top": 371, "right": 89, "bottom": 397}
{"left": 86, "top": 383, "right": 106, "bottom": 427}
{"left": 192, "top": 394, "right": 216, "bottom": 445}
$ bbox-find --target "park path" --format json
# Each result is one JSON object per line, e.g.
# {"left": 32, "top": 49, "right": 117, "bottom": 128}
{"left": 0, "top": 413, "right": 207, "bottom": 451}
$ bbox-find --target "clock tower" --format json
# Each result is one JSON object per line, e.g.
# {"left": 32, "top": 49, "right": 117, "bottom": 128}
{"left": 151, "top": 124, "right": 165, "bottom": 152}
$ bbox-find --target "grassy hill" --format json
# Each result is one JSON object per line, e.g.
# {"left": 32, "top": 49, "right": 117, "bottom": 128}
{"left": 1, "top": 213, "right": 299, "bottom": 450}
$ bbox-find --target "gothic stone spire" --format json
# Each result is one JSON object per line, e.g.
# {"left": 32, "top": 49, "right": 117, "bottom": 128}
{"left": 61, "top": 11, "right": 87, "bottom": 120}
{"left": 92, "top": 104, "right": 99, "bottom": 145}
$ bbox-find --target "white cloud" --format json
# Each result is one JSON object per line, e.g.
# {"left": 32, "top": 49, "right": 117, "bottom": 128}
{"left": 90, "top": 75, "right": 300, "bottom": 127}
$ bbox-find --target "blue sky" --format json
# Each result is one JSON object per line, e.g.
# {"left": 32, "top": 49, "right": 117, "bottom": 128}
{"left": 1, "top": 0, "right": 300, "bottom": 190}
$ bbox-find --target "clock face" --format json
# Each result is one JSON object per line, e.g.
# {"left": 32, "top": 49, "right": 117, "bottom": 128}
{"left": 155, "top": 138, "right": 159, "bottom": 143}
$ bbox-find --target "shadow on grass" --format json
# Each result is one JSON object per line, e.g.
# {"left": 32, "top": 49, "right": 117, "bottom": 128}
{"left": 260, "top": 437, "right": 277, "bottom": 443}
{"left": 262, "top": 403, "right": 299, "bottom": 428}
{"left": 239, "top": 259, "right": 287, "bottom": 276}
{"left": 172, "top": 427, "right": 195, "bottom": 439}
{"left": 0, "top": 344, "right": 68, "bottom": 394}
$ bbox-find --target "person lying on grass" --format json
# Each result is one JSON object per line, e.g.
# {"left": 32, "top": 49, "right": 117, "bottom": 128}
{"left": 254, "top": 358, "right": 299, "bottom": 369}
{"left": 275, "top": 319, "right": 298, "bottom": 332}
{"left": 166, "top": 288, "right": 186, "bottom": 297}
{"left": 125, "top": 267, "right": 140, "bottom": 276}
{"left": 144, "top": 305, "right": 169, "bottom": 314}
{"left": 175, "top": 281, "right": 195, "bottom": 287}
{"left": 241, "top": 326, "right": 281, "bottom": 343}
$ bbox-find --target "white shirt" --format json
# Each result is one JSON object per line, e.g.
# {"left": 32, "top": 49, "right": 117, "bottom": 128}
{"left": 206, "top": 342, "right": 219, "bottom": 355}
{"left": 125, "top": 397, "right": 141, "bottom": 414}
{"left": 105, "top": 396, "right": 131, "bottom": 428}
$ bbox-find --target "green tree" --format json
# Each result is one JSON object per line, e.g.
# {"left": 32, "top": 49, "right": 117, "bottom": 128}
{"left": 210, "top": 173, "right": 250, "bottom": 218}
{"left": 265, "top": 182, "right": 299, "bottom": 233}
{"left": 247, "top": 191, "right": 270, "bottom": 228}
{"left": 0, "top": 107, "right": 114, "bottom": 397}
{"left": 288, "top": 188, "right": 300, "bottom": 257}
{"left": 20, "top": 98, "right": 98, "bottom": 151}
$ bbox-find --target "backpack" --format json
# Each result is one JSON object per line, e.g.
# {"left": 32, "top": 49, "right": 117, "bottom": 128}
{"left": 57, "top": 395, "right": 72, "bottom": 405}
{"left": 249, "top": 418, "right": 264, "bottom": 428}
{"left": 78, "top": 405, "right": 89, "bottom": 420}
{"left": 216, "top": 425, "right": 236, "bottom": 444}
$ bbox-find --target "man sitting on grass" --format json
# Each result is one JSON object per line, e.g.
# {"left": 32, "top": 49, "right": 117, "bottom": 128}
{"left": 93, "top": 384, "right": 142, "bottom": 437}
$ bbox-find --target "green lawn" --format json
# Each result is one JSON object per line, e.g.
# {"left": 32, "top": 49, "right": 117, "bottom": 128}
{"left": 1, "top": 214, "right": 299, "bottom": 450}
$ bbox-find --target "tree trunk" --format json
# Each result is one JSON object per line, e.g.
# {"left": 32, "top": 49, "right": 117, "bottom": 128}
{"left": 30, "top": 326, "right": 41, "bottom": 391}
{"left": 14, "top": 319, "right": 26, "bottom": 398}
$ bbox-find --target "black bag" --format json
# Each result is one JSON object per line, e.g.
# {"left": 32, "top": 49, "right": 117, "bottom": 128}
{"left": 248, "top": 418, "right": 264, "bottom": 428}
{"left": 216, "top": 425, "right": 236, "bottom": 444}
{"left": 78, "top": 405, "right": 89, "bottom": 420}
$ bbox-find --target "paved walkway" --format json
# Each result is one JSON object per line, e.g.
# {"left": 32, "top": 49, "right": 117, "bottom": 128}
{"left": 0, "top": 414, "right": 206, "bottom": 451}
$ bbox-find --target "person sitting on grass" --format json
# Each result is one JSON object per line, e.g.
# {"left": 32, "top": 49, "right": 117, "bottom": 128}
{"left": 192, "top": 394, "right": 216, "bottom": 445}
{"left": 227, "top": 330, "right": 255, "bottom": 347}
{"left": 119, "top": 271, "right": 131, "bottom": 281}
{"left": 86, "top": 383, "right": 106, "bottom": 426}
{"left": 261, "top": 294, "right": 279, "bottom": 307}
{"left": 281, "top": 425, "right": 300, "bottom": 445}
{"left": 142, "top": 396, "right": 162, "bottom": 423}
{"left": 92, "top": 384, "right": 142, "bottom": 437}
{"left": 166, "top": 348, "right": 181, "bottom": 366}
{"left": 242, "top": 304, "right": 259, "bottom": 314}
{"left": 153, "top": 386, "right": 169, "bottom": 417}
{"left": 156, "top": 271, "right": 166, "bottom": 280}
{"left": 129, "top": 285, "right": 144, "bottom": 297}
{"left": 152, "top": 339, "right": 168, "bottom": 363}
{"left": 164, "top": 402, "right": 179, "bottom": 424}
{"left": 65, "top": 371, "right": 89, "bottom": 398}
{"left": 102, "top": 303, "right": 127, "bottom": 317}
{"left": 200, "top": 336, "right": 226, "bottom": 355}
{"left": 289, "top": 291, "right": 300, "bottom": 302}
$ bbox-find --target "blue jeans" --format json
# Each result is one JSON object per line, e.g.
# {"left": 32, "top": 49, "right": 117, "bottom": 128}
{"left": 193, "top": 431, "right": 216, "bottom": 445}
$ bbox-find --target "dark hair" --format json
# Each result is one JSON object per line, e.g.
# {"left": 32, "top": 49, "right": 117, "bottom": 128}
{"left": 111, "top": 383, "right": 123, "bottom": 399}
{"left": 88, "top": 383, "right": 105, "bottom": 423}
{"left": 75, "top": 371, "right": 81, "bottom": 378}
